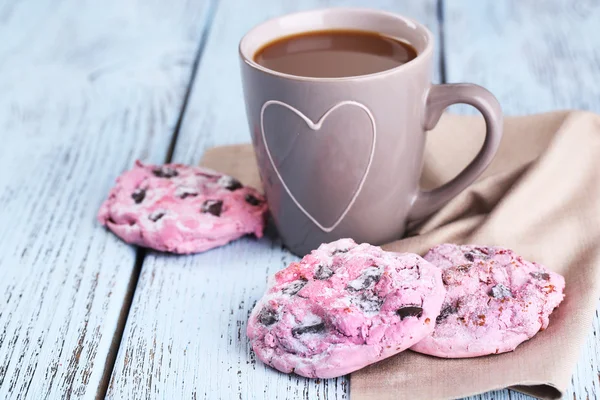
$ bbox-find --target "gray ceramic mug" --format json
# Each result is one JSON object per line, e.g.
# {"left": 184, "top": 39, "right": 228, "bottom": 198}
{"left": 239, "top": 8, "right": 503, "bottom": 256}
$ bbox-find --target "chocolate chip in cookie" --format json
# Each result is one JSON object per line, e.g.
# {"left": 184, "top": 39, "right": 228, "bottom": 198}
{"left": 331, "top": 248, "right": 349, "bottom": 255}
{"left": 396, "top": 305, "right": 423, "bottom": 320}
{"left": 148, "top": 210, "right": 166, "bottom": 222}
{"left": 436, "top": 304, "right": 458, "bottom": 323}
{"left": 201, "top": 200, "right": 223, "bottom": 217}
{"left": 354, "top": 291, "right": 384, "bottom": 313}
{"left": 530, "top": 272, "right": 550, "bottom": 281}
{"left": 346, "top": 266, "right": 382, "bottom": 292}
{"left": 282, "top": 279, "right": 307, "bottom": 296}
{"left": 257, "top": 308, "right": 278, "bottom": 326}
{"left": 489, "top": 283, "right": 512, "bottom": 299}
{"left": 245, "top": 194, "right": 261, "bottom": 206}
{"left": 131, "top": 188, "right": 146, "bottom": 204}
{"left": 314, "top": 265, "right": 334, "bottom": 280}
{"left": 153, "top": 166, "right": 178, "bottom": 178}
{"left": 292, "top": 322, "right": 325, "bottom": 337}
{"left": 218, "top": 175, "right": 243, "bottom": 191}
{"left": 175, "top": 187, "right": 198, "bottom": 199}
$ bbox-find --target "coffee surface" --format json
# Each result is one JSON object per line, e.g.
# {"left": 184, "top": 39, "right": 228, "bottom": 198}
{"left": 254, "top": 30, "right": 417, "bottom": 78}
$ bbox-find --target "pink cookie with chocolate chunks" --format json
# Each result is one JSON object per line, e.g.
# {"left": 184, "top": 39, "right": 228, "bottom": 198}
{"left": 247, "top": 239, "right": 446, "bottom": 378}
{"left": 98, "top": 161, "right": 267, "bottom": 254}
{"left": 411, "top": 244, "right": 565, "bottom": 358}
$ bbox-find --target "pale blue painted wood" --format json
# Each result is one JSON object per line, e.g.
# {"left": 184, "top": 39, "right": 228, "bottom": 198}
{"left": 445, "top": 0, "right": 600, "bottom": 114}
{"left": 0, "top": 0, "right": 213, "bottom": 398}
{"left": 446, "top": 1, "right": 600, "bottom": 400}
{"left": 107, "top": 1, "right": 442, "bottom": 399}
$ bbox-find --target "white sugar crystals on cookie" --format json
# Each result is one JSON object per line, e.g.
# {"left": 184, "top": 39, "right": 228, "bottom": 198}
{"left": 411, "top": 244, "right": 565, "bottom": 358}
{"left": 247, "top": 238, "right": 446, "bottom": 378}
{"left": 98, "top": 161, "right": 268, "bottom": 254}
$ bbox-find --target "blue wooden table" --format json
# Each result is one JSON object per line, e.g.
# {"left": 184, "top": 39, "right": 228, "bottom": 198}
{"left": 1, "top": 1, "right": 598, "bottom": 399}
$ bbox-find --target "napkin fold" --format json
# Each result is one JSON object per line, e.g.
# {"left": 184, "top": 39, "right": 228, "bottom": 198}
{"left": 200, "top": 111, "right": 600, "bottom": 399}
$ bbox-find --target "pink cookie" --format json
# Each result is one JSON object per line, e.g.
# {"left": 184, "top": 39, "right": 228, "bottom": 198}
{"left": 411, "top": 244, "right": 565, "bottom": 358}
{"left": 98, "top": 161, "right": 267, "bottom": 254}
{"left": 247, "top": 239, "right": 446, "bottom": 378}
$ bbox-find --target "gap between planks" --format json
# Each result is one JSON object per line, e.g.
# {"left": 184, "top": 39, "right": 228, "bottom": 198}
{"left": 95, "top": 0, "right": 220, "bottom": 398}
{"left": 436, "top": 0, "right": 447, "bottom": 84}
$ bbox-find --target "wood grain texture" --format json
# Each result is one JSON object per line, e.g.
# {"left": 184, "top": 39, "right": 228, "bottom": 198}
{"left": 106, "top": 1, "right": 440, "bottom": 399}
{"left": 0, "top": 0, "right": 212, "bottom": 398}
{"left": 444, "top": 0, "right": 600, "bottom": 114}
{"left": 446, "top": 1, "right": 600, "bottom": 399}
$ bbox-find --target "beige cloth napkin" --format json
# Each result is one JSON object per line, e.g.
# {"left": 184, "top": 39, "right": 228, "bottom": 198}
{"left": 200, "top": 111, "right": 600, "bottom": 400}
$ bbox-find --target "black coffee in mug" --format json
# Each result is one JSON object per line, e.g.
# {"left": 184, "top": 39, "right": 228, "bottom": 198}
{"left": 253, "top": 30, "right": 417, "bottom": 78}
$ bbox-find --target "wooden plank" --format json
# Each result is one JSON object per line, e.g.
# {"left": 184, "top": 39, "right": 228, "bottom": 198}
{"left": 444, "top": 0, "right": 600, "bottom": 114}
{"left": 107, "top": 1, "right": 441, "bottom": 399}
{"left": 0, "top": 0, "right": 213, "bottom": 398}
{"left": 445, "top": 1, "right": 600, "bottom": 399}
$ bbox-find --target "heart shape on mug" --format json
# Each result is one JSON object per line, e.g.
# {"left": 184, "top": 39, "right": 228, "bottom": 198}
{"left": 260, "top": 100, "right": 376, "bottom": 232}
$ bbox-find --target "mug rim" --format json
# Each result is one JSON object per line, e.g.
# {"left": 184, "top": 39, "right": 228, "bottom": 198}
{"left": 238, "top": 7, "right": 434, "bottom": 82}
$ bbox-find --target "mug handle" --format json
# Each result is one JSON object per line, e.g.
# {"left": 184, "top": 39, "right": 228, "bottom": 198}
{"left": 408, "top": 83, "right": 503, "bottom": 221}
